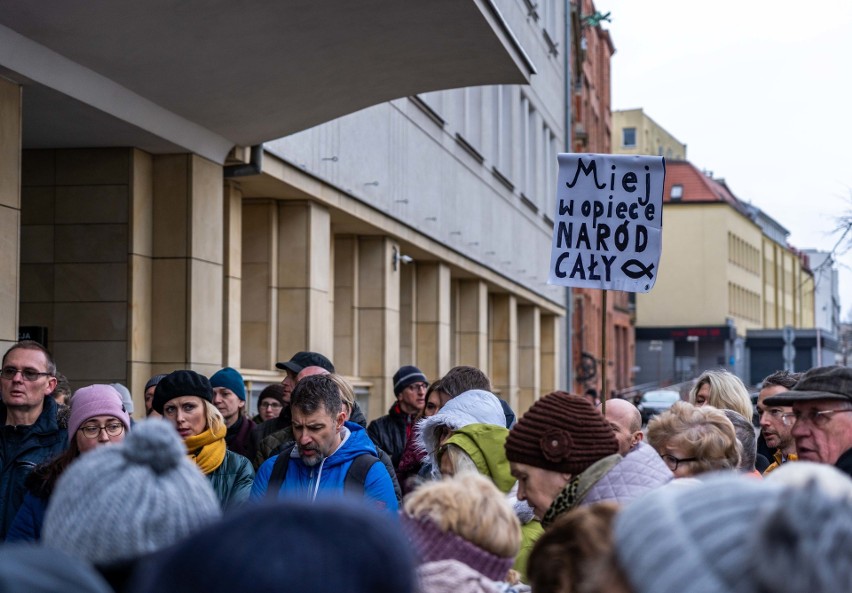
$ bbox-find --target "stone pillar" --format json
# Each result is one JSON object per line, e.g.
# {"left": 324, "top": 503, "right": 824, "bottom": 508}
{"left": 357, "top": 236, "right": 400, "bottom": 420}
{"left": 127, "top": 149, "right": 154, "bottom": 405}
{"left": 333, "top": 235, "right": 359, "bottom": 376}
{"left": 399, "top": 260, "right": 416, "bottom": 365}
{"left": 222, "top": 181, "right": 242, "bottom": 367}
{"left": 21, "top": 148, "right": 131, "bottom": 394}
{"left": 517, "top": 304, "right": 541, "bottom": 413}
{"left": 241, "top": 200, "right": 278, "bottom": 370}
{"left": 276, "top": 201, "right": 333, "bottom": 362}
{"left": 151, "top": 154, "right": 224, "bottom": 377}
{"left": 490, "top": 293, "right": 518, "bottom": 412}
{"left": 0, "top": 79, "right": 21, "bottom": 353}
{"left": 415, "top": 262, "right": 451, "bottom": 381}
{"left": 455, "top": 279, "right": 489, "bottom": 371}
{"left": 540, "top": 313, "right": 560, "bottom": 394}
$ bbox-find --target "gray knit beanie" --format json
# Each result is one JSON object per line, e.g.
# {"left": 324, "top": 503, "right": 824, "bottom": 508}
{"left": 614, "top": 474, "right": 852, "bottom": 593}
{"left": 42, "top": 419, "right": 222, "bottom": 566}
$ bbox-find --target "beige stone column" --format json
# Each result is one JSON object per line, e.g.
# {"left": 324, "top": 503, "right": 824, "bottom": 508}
{"left": 490, "top": 293, "right": 518, "bottom": 412}
{"left": 455, "top": 279, "right": 489, "bottom": 371}
{"left": 540, "top": 314, "right": 560, "bottom": 395}
{"left": 517, "top": 304, "right": 541, "bottom": 413}
{"left": 275, "top": 201, "right": 333, "bottom": 362}
{"left": 415, "top": 262, "right": 451, "bottom": 380}
{"left": 151, "top": 154, "right": 224, "bottom": 377}
{"left": 357, "top": 236, "right": 400, "bottom": 420}
{"left": 241, "top": 199, "right": 278, "bottom": 370}
{"left": 399, "top": 260, "right": 416, "bottom": 365}
{"left": 333, "top": 235, "right": 358, "bottom": 376}
{"left": 21, "top": 148, "right": 132, "bottom": 393}
{"left": 0, "top": 79, "right": 20, "bottom": 353}
{"left": 222, "top": 181, "right": 242, "bottom": 367}
{"left": 128, "top": 149, "right": 154, "bottom": 403}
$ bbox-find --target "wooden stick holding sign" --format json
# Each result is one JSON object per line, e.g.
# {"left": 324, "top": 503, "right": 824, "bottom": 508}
{"left": 548, "top": 154, "right": 665, "bottom": 414}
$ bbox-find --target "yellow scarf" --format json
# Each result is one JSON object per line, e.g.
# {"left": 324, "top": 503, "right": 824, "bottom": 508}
{"left": 184, "top": 424, "right": 227, "bottom": 475}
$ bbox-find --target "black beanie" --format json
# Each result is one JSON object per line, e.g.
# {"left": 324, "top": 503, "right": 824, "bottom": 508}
{"left": 393, "top": 365, "right": 428, "bottom": 396}
{"left": 152, "top": 370, "right": 214, "bottom": 414}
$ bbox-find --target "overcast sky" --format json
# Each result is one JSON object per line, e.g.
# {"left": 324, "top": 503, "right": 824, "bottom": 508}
{"left": 593, "top": 0, "right": 852, "bottom": 320}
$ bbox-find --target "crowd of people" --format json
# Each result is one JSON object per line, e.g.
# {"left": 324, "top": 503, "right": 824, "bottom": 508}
{"left": 0, "top": 338, "right": 851, "bottom": 592}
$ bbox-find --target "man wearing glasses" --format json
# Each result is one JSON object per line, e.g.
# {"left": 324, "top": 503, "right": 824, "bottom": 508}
{"left": 0, "top": 340, "right": 67, "bottom": 539}
{"left": 757, "top": 370, "right": 801, "bottom": 474}
{"left": 763, "top": 365, "right": 852, "bottom": 477}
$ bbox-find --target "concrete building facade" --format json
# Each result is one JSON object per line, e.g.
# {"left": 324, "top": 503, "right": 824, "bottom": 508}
{"left": 1, "top": 1, "right": 570, "bottom": 418}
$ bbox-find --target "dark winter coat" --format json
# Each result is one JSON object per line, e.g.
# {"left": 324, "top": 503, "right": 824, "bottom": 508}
{"left": 209, "top": 450, "right": 255, "bottom": 509}
{"left": 836, "top": 447, "right": 852, "bottom": 478}
{"left": 367, "top": 402, "right": 414, "bottom": 469}
{"left": 0, "top": 397, "right": 67, "bottom": 540}
{"left": 225, "top": 415, "right": 256, "bottom": 461}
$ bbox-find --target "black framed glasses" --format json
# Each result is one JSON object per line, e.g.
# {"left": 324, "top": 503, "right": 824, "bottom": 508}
{"left": 78, "top": 423, "right": 125, "bottom": 439}
{"left": 783, "top": 408, "right": 852, "bottom": 428}
{"left": 661, "top": 453, "right": 697, "bottom": 471}
{"left": 0, "top": 367, "right": 53, "bottom": 381}
{"left": 259, "top": 401, "right": 283, "bottom": 409}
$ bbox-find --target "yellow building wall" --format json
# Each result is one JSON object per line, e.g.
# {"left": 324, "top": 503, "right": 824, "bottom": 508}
{"left": 612, "top": 108, "right": 687, "bottom": 159}
{"left": 636, "top": 202, "right": 763, "bottom": 333}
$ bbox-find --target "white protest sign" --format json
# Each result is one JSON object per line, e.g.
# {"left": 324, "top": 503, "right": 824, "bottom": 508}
{"left": 548, "top": 154, "right": 665, "bottom": 292}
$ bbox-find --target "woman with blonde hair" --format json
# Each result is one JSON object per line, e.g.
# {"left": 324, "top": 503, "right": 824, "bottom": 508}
{"left": 154, "top": 370, "right": 254, "bottom": 507}
{"left": 689, "top": 369, "right": 753, "bottom": 420}
{"left": 401, "top": 472, "right": 522, "bottom": 592}
{"left": 647, "top": 401, "right": 741, "bottom": 477}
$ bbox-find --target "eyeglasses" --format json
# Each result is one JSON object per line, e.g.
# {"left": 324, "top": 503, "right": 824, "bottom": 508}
{"left": 259, "top": 401, "right": 283, "bottom": 409}
{"left": 782, "top": 408, "right": 852, "bottom": 428}
{"left": 661, "top": 453, "right": 697, "bottom": 471}
{"left": 405, "top": 382, "right": 428, "bottom": 391}
{"left": 78, "top": 423, "right": 125, "bottom": 439}
{"left": 761, "top": 408, "right": 792, "bottom": 425}
{"left": 0, "top": 367, "right": 53, "bottom": 381}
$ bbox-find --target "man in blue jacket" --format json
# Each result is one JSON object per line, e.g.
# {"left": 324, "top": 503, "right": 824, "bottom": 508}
{"left": 251, "top": 374, "right": 397, "bottom": 512}
{"left": 0, "top": 341, "right": 67, "bottom": 539}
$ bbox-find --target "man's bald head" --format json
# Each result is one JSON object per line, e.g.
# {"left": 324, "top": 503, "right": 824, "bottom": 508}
{"left": 604, "top": 398, "right": 643, "bottom": 455}
{"left": 297, "top": 366, "right": 330, "bottom": 382}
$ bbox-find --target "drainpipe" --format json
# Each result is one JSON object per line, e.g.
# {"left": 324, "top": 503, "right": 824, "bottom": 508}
{"left": 224, "top": 144, "right": 263, "bottom": 178}
{"left": 563, "top": 0, "right": 574, "bottom": 390}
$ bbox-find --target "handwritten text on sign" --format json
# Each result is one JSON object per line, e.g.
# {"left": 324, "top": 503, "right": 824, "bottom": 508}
{"left": 548, "top": 154, "right": 665, "bottom": 292}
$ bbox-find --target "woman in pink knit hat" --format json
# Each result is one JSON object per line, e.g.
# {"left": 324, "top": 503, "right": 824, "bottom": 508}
{"left": 6, "top": 384, "right": 130, "bottom": 542}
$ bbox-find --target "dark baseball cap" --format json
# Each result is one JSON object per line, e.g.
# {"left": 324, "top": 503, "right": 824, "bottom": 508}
{"left": 763, "top": 365, "right": 852, "bottom": 405}
{"left": 275, "top": 351, "right": 335, "bottom": 374}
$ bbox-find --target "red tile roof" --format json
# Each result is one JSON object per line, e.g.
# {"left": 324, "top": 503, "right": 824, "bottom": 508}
{"left": 663, "top": 160, "right": 746, "bottom": 214}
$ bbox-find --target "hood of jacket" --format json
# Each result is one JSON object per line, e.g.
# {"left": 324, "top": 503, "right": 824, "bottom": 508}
{"left": 417, "top": 390, "right": 505, "bottom": 461}
{"left": 442, "top": 423, "right": 514, "bottom": 493}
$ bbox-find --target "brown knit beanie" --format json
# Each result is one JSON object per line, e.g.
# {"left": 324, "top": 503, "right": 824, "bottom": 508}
{"left": 505, "top": 391, "right": 618, "bottom": 475}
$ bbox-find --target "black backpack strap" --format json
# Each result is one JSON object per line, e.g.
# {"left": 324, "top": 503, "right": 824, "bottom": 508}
{"left": 265, "top": 443, "right": 296, "bottom": 500}
{"left": 344, "top": 453, "right": 380, "bottom": 495}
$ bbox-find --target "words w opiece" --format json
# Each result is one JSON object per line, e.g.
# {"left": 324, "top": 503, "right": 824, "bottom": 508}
{"left": 547, "top": 154, "right": 665, "bottom": 293}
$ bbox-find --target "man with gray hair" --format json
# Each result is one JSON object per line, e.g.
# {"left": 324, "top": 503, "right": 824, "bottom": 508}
{"left": 764, "top": 365, "right": 852, "bottom": 478}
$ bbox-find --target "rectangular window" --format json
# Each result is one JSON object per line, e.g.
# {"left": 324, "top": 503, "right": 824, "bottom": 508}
{"left": 623, "top": 127, "right": 637, "bottom": 147}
